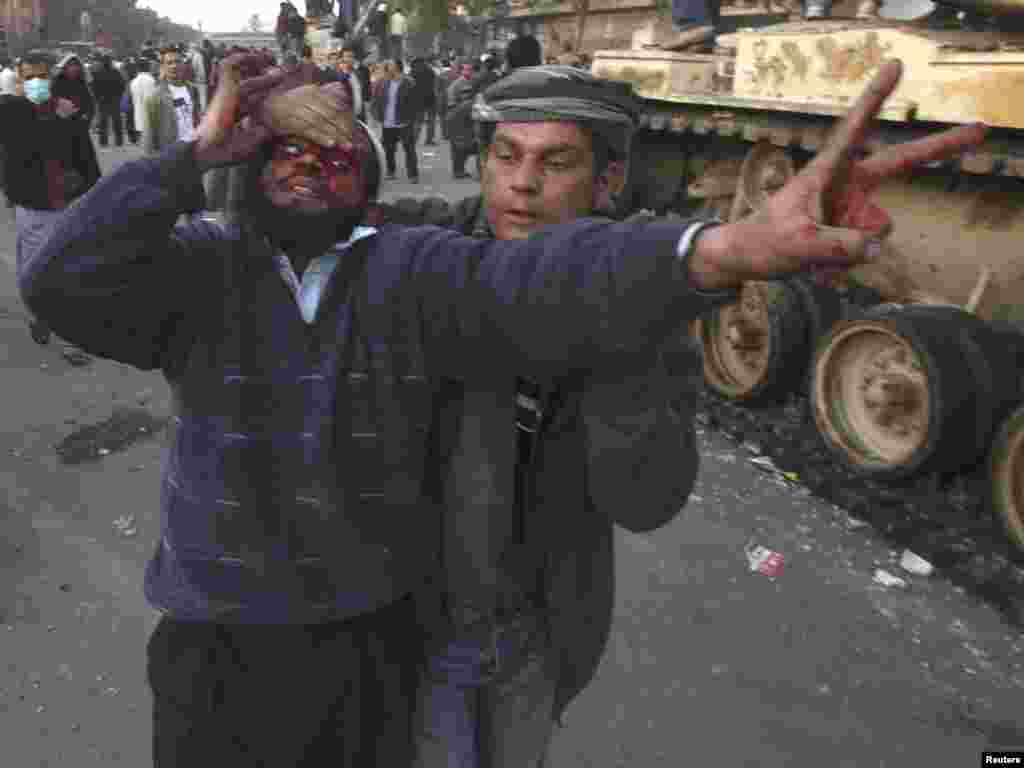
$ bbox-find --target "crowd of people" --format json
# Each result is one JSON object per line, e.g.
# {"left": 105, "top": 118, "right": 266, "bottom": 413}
{"left": 0, "top": 16, "right": 989, "bottom": 768}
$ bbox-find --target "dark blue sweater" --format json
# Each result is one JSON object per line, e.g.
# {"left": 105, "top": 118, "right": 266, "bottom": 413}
{"left": 19, "top": 141, "right": 714, "bottom": 624}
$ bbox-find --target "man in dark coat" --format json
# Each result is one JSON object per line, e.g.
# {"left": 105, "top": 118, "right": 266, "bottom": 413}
{"left": 17, "top": 53, "right": 983, "bottom": 767}
{"left": 371, "top": 58, "right": 419, "bottom": 182}
{"left": 410, "top": 57, "right": 437, "bottom": 146}
{"left": 370, "top": 65, "right": 700, "bottom": 767}
{"left": 445, "top": 59, "right": 477, "bottom": 179}
{"left": 1, "top": 51, "right": 101, "bottom": 346}
{"left": 50, "top": 55, "right": 100, "bottom": 180}
{"left": 91, "top": 54, "right": 126, "bottom": 148}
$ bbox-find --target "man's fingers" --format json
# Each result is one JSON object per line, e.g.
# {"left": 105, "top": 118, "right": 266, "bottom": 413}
{"left": 784, "top": 225, "right": 873, "bottom": 274}
{"left": 806, "top": 59, "right": 904, "bottom": 180}
{"left": 857, "top": 122, "right": 988, "bottom": 181}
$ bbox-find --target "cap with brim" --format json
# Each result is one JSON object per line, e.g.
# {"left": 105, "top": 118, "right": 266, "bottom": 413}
{"left": 472, "top": 65, "right": 639, "bottom": 157}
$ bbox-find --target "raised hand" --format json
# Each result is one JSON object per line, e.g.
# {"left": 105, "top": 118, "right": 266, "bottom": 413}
{"left": 258, "top": 82, "right": 354, "bottom": 149}
{"left": 694, "top": 61, "right": 988, "bottom": 290}
{"left": 195, "top": 53, "right": 277, "bottom": 171}
{"left": 55, "top": 98, "right": 78, "bottom": 118}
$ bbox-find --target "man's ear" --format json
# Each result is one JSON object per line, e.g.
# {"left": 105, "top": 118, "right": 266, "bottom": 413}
{"left": 594, "top": 159, "right": 626, "bottom": 211}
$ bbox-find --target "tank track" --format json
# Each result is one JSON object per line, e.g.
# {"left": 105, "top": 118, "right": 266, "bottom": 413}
{"left": 636, "top": 101, "right": 1024, "bottom": 179}
{"left": 695, "top": 385, "right": 1024, "bottom": 626}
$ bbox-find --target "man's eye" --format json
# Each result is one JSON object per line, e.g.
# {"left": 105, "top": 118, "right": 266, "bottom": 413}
{"left": 330, "top": 159, "right": 351, "bottom": 171}
{"left": 283, "top": 145, "right": 304, "bottom": 156}
{"left": 546, "top": 159, "right": 571, "bottom": 170}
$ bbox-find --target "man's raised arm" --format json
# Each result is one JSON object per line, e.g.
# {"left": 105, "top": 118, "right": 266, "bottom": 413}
{"left": 17, "top": 141, "right": 219, "bottom": 370}
{"left": 373, "top": 61, "right": 986, "bottom": 381}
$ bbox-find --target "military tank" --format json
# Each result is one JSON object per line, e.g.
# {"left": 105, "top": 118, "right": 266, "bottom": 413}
{"left": 593, "top": 0, "right": 1024, "bottom": 570}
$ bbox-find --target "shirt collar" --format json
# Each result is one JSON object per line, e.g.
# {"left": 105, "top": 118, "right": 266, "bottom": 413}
{"left": 273, "top": 225, "right": 378, "bottom": 324}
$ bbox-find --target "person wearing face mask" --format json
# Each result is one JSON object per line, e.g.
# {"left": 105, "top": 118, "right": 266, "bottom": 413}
{"left": 0, "top": 52, "right": 101, "bottom": 346}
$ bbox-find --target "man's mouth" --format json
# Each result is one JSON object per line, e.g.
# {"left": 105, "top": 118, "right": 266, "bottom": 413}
{"left": 504, "top": 210, "right": 539, "bottom": 224}
{"left": 287, "top": 180, "right": 324, "bottom": 199}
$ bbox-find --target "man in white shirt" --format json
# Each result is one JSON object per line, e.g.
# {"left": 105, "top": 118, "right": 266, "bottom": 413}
{"left": 144, "top": 46, "right": 200, "bottom": 155}
{"left": 189, "top": 44, "right": 209, "bottom": 115}
{"left": 130, "top": 59, "right": 158, "bottom": 149}
{"left": 0, "top": 59, "right": 17, "bottom": 95}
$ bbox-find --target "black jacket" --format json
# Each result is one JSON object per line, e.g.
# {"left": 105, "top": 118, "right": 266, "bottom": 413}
{"left": 410, "top": 61, "right": 436, "bottom": 111}
{"left": 51, "top": 56, "right": 95, "bottom": 126}
{"left": 0, "top": 95, "right": 101, "bottom": 210}
{"left": 445, "top": 77, "right": 477, "bottom": 149}
{"left": 371, "top": 76, "right": 419, "bottom": 126}
{"left": 369, "top": 193, "right": 709, "bottom": 718}
{"left": 91, "top": 65, "right": 126, "bottom": 106}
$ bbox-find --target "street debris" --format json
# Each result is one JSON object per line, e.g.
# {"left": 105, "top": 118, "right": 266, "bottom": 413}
{"left": 746, "top": 544, "right": 785, "bottom": 577}
{"left": 113, "top": 515, "right": 137, "bottom": 538}
{"left": 873, "top": 569, "right": 908, "bottom": 589}
{"left": 747, "top": 455, "right": 800, "bottom": 485}
{"left": 61, "top": 347, "right": 92, "bottom": 367}
{"left": 900, "top": 549, "right": 935, "bottom": 577}
{"left": 55, "top": 406, "right": 166, "bottom": 465}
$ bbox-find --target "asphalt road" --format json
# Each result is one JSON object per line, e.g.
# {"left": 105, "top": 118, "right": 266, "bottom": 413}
{"left": 1, "top": 139, "right": 1023, "bottom": 767}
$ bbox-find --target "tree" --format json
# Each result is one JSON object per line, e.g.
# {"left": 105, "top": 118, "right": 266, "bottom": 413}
{"left": 246, "top": 13, "right": 264, "bottom": 33}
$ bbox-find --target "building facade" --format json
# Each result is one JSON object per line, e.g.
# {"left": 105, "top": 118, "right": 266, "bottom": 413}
{"left": 207, "top": 31, "right": 279, "bottom": 50}
{"left": 1, "top": 0, "right": 47, "bottom": 56}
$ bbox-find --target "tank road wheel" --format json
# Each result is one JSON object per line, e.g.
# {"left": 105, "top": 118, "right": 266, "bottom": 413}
{"left": 813, "top": 321, "right": 931, "bottom": 474}
{"left": 730, "top": 141, "right": 796, "bottom": 222}
{"left": 812, "top": 306, "right": 1024, "bottom": 480}
{"left": 694, "top": 280, "right": 809, "bottom": 403}
{"left": 989, "top": 405, "right": 1024, "bottom": 556}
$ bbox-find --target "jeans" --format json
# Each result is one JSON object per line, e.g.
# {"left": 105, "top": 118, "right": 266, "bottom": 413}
{"left": 382, "top": 124, "right": 419, "bottom": 179}
{"left": 15, "top": 207, "right": 64, "bottom": 340}
{"left": 415, "top": 613, "right": 558, "bottom": 768}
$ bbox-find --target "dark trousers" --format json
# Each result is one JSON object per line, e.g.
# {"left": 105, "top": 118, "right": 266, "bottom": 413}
{"left": 97, "top": 102, "right": 123, "bottom": 147}
{"left": 417, "top": 105, "right": 437, "bottom": 144}
{"left": 381, "top": 124, "right": 419, "bottom": 179}
{"left": 451, "top": 142, "right": 477, "bottom": 177}
{"left": 124, "top": 102, "right": 139, "bottom": 144}
{"left": 147, "top": 595, "right": 422, "bottom": 767}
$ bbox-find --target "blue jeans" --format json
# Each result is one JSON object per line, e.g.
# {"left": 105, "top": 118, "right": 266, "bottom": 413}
{"left": 415, "top": 614, "right": 558, "bottom": 768}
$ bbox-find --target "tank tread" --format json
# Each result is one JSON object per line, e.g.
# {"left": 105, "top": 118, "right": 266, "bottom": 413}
{"left": 637, "top": 100, "right": 1024, "bottom": 179}
{"left": 697, "top": 385, "right": 1024, "bottom": 625}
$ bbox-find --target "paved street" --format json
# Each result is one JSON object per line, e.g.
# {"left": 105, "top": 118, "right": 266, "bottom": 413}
{"left": 1, "top": 139, "right": 1023, "bottom": 767}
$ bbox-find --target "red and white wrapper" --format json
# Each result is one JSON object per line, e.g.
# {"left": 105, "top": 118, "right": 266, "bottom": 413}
{"left": 746, "top": 545, "right": 785, "bottom": 578}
